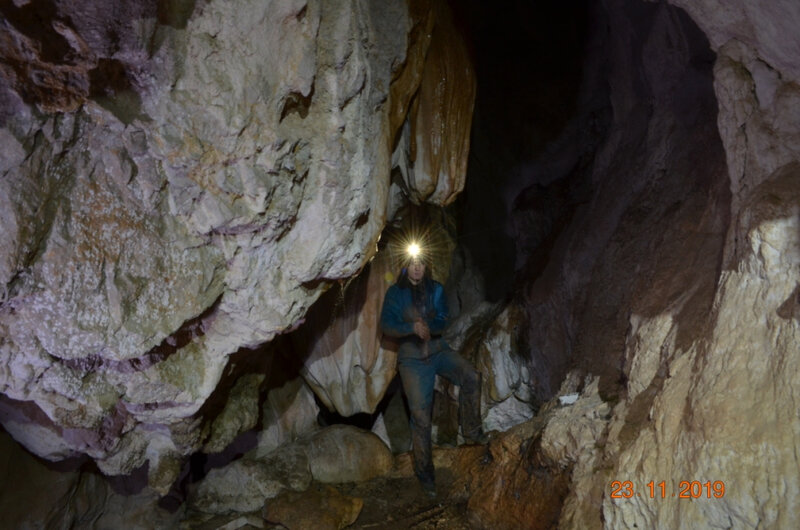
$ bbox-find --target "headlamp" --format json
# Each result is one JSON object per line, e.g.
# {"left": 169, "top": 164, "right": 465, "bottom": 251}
{"left": 406, "top": 242, "right": 421, "bottom": 259}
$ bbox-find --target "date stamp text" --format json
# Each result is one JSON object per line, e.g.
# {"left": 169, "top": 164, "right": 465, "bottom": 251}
{"left": 609, "top": 480, "right": 726, "bottom": 499}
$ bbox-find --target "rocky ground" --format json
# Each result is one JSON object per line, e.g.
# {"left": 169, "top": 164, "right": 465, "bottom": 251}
{"left": 183, "top": 451, "right": 494, "bottom": 530}
{"left": 1, "top": 384, "right": 586, "bottom": 529}
{"left": 181, "top": 397, "right": 574, "bottom": 530}
{"left": 307, "top": 473, "right": 474, "bottom": 530}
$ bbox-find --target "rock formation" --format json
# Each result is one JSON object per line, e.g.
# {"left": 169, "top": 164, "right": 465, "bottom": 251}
{"left": 0, "top": 0, "right": 475, "bottom": 487}
{"left": 1, "top": 0, "right": 798, "bottom": 527}
{"left": 289, "top": 253, "right": 398, "bottom": 418}
{"left": 500, "top": 0, "right": 800, "bottom": 528}
{"left": 589, "top": 1, "right": 799, "bottom": 526}
{"left": 188, "top": 424, "right": 391, "bottom": 515}
{"left": 0, "top": 430, "right": 183, "bottom": 528}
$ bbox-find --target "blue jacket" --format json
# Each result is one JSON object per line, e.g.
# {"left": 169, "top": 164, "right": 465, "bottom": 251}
{"left": 380, "top": 276, "right": 450, "bottom": 359}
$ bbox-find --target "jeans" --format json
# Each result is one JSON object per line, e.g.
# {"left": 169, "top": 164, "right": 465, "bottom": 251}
{"left": 397, "top": 349, "right": 483, "bottom": 485}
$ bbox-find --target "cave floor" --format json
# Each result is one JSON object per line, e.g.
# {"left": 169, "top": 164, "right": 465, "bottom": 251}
{"left": 182, "top": 467, "right": 477, "bottom": 530}
{"left": 334, "top": 470, "right": 475, "bottom": 529}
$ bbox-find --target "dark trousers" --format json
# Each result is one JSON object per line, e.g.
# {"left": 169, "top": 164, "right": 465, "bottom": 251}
{"left": 397, "top": 349, "right": 482, "bottom": 484}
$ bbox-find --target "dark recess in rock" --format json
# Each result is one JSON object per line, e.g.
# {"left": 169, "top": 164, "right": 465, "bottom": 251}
{"left": 89, "top": 58, "right": 146, "bottom": 125}
{"left": 0, "top": 1, "right": 70, "bottom": 63}
{"left": 448, "top": 0, "right": 591, "bottom": 302}
{"left": 157, "top": 0, "right": 197, "bottom": 29}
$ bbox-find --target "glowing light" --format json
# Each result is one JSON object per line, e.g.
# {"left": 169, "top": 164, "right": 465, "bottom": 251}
{"left": 380, "top": 218, "right": 449, "bottom": 281}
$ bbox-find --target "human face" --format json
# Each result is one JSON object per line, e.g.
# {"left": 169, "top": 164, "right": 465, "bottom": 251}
{"left": 408, "top": 260, "right": 425, "bottom": 285}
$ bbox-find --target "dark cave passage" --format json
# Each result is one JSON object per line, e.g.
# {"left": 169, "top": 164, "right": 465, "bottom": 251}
{"left": 233, "top": 2, "right": 731, "bottom": 525}
{"left": 444, "top": 0, "right": 727, "bottom": 404}
{"left": 449, "top": 0, "right": 594, "bottom": 302}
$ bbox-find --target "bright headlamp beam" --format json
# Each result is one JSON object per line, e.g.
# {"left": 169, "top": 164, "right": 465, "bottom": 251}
{"left": 407, "top": 242, "right": 421, "bottom": 258}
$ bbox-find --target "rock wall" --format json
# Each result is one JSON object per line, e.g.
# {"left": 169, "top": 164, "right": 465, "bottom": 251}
{"left": 593, "top": 0, "right": 800, "bottom": 527}
{"left": 0, "top": 0, "right": 475, "bottom": 486}
{"left": 507, "top": 0, "right": 799, "bottom": 528}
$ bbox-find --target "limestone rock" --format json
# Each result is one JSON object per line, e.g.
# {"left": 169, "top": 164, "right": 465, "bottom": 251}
{"left": 292, "top": 255, "right": 397, "bottom": 417}
{"left": 253, "top": 372, "right": 320, "bottom": 459}
{"left": 539, "top": 377, "right": 610, "bottom": 469}
{"left": 474, "top": 305, "right": 536, "bottom": 433}
{"left": 204, "top": 374, "right": 266, "bottom": 454}
{"left": 190, "top": 438, "right": 316, "bottom": 516}
{"left": 370, "top": 412, "right": 392, "bottom": 451}
{"left": 187, "top": 370, "right": 320, "bottom": 514}
{"left": 595, "top": 155, "right": 800, "bottom": 530}
{"left": 579, "top": 3, "right": 800, "bottom": 529}
{"left": 392, "top": 1, "right": 475, "bottom": 205}
{"left": 666, "top": 0, "right": 800, "bottom": 83}
{"left": 437, "top": 301, "right": 535, "bottom": 436}
{"left": 493, "top": 1, "right": 800, "bottom": 528}
{"left": 190, "top": 424, "right": 390, "bottom": 515}
{"left": 0, "top": 0, "right": 476, "bottom": 480}
{"left": 304, "top": 424, "right": 394, "bottom": 484}
{"left": 188, "top": 456, "right": 305, "bottom": 515}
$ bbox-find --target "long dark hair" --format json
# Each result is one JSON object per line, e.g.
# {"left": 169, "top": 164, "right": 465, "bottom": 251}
{"left": 396, "top": 266, "right": 434, "bottom": 319}
{"left": 396, "top": 265, "right": 433, "bottom": 289}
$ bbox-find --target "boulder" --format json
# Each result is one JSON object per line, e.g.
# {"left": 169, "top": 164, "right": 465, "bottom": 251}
{"left": 189, "top": 424, "right": 391, "bottom": 515}
{"left": 304, "top": 425, "right": 394, "bottom": 484}
{"left": 188, "top": 444, "right": 312, "bottom": 516}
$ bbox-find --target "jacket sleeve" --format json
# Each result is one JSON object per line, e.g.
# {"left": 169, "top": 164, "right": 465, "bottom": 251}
{"left": 426, "top": 282, "right": 449, "bottom": 335}
{"left": 380, "top": 286, "right": 415, "bottom": 338}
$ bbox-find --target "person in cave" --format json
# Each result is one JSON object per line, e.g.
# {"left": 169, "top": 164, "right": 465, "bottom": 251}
{"left": 380, "top": 246, "right": 488, "bottom": 498}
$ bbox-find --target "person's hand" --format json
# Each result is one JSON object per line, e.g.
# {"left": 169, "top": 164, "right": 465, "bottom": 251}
{"left": 413, "top": 319, "right": 431, "bottom": 341}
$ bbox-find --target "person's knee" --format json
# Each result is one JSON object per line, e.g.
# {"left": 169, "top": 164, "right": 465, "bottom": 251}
{"left": 463, "top": 368, "right": 480, "bottom": 391}
{"left": 409, "top": 408, "right": 431, "bottom": 430}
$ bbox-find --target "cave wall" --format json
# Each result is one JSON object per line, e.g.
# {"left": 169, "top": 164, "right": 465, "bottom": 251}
{"left": 0, "top": 0, "right": 475, "bottom": 490}
{"left": 506, "top": 0, "right": 799, "bottom": 528}
{"left": 595, "top": 0, "right": 800, "bottom": 527}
